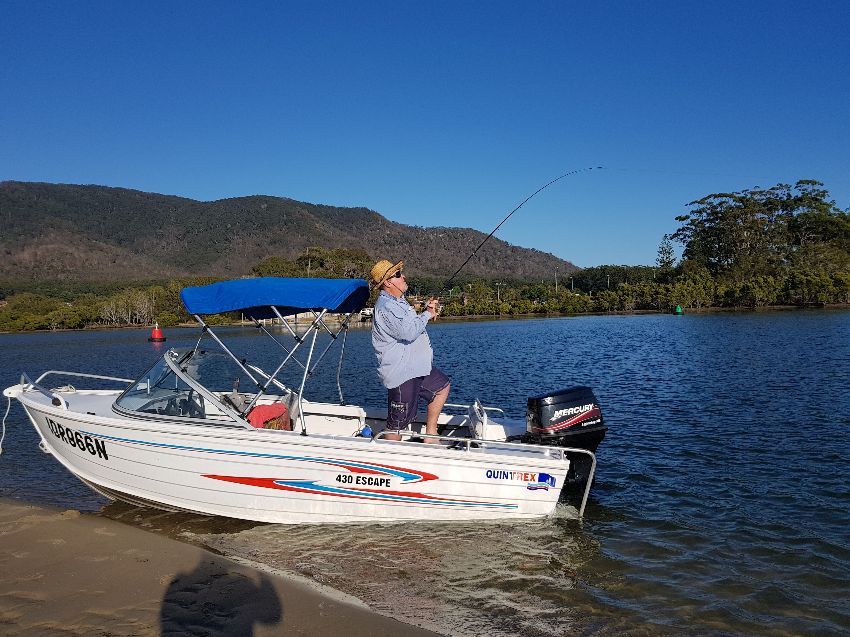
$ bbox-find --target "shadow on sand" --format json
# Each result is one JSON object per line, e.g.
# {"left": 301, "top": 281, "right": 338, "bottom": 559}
{"left": 160, "top": 556, "right": 282, "bottom": 636}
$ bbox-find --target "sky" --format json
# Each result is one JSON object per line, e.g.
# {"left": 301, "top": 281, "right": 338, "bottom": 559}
{"left": 2, "top": 1, "right": 848, "bottom": 268}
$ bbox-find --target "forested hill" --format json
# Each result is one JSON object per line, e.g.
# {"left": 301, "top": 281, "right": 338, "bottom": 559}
{"left": 0, "top": 181, "right": 577, "bottom": 283}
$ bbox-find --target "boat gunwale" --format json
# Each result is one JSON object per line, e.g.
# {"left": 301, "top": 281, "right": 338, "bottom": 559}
{"left": 10, "top": 385, "right": 572, "bottom": 468}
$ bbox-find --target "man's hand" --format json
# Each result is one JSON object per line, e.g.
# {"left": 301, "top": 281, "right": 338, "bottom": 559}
{"left": 425, "top": 297, "right": 440, "bottom": 315}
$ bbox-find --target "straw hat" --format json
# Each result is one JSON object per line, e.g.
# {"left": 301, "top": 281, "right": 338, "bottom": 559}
{"left": 370, "top": 259, "right": 404, "bottom": 287}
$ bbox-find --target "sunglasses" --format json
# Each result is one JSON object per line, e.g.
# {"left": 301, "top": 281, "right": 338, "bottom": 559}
{"left": 392, "top": 270, "right": 404, "bottom": 278}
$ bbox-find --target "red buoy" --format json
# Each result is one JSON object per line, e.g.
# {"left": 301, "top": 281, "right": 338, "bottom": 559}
{"left": 148, "top": 322, "right": 166, "bottom": 342}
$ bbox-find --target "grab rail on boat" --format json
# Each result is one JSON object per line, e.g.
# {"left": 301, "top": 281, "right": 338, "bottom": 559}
{"left": 371, "top": 428, "right": 564, "bottom": 457}
{"left": 34, "top": 370, "right": 136, "bottom": 385}
{"left": 370, "top": 429, "right": 597, "bottom": 518}
{"left": 21, "top": 371, "right": 135, "bottom": 411}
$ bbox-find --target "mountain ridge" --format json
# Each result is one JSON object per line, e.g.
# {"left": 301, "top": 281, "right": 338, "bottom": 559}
{"left": 0, "top": 181, "right": 577, "bottom": 283}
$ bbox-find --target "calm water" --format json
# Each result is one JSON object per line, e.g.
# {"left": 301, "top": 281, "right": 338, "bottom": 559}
{"left": 2, "top": 311, "right": 849, "bottom": 636}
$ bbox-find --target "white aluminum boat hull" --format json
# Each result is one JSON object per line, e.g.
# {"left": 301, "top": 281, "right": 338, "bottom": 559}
{"left": 5, "top": 386, "right": 571, "bottom": 524}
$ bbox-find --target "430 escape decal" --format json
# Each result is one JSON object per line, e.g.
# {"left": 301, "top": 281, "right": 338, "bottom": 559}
{"left": 207, "top": 456, "right": 518, "bottom": 509}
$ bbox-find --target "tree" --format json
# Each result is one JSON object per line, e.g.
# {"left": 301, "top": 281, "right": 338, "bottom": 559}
{"left": 671, "top": 181, "right": 848, "bottom": 282}
{"left": 656, "top": 235, "right": 676, "bottom": 282}
{"left": 785, "top": 269, "right": 835, "bottom": 305}
{"left": 252, "top": 247, "right": 373, "bottom": 280}
{"left": 101, "top": 298, "right": 121, "bottom": 325}
{"left": 786, "top": 181, "right": 850, "bottom": 271}
{"left": 3, "top": 292, "right": 63, "bottom": 315}
{"left": 832, "top": 273, "right": 850, "bottom": 303}
{"left": 571, "top": 265, "right": 656, "bottom": 292}
{"left": 47, "top": 306, "right": 84, "bottom": 330}
{"left": 156, "top": 311, "right": 180, "bottom": 327}
{"left": 251, "top": 256, "right": 301, "bottom": 278}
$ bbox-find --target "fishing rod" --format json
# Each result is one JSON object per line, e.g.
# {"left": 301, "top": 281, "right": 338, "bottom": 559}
{"left": 442, "top": 166, "right": 603, "bottom": 292}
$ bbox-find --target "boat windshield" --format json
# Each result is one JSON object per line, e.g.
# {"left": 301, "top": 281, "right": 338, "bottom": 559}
{"left": 113, "top": 349, "right": 286, "bottom": 422}
{"left": 114, "top": 351, "right": 208, "bottom": 419}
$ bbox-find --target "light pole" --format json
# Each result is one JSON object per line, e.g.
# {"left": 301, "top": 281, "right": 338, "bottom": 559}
{"left": 607, "top": 274, "right": 610, "bottom": 289}
{"left": 495, "top": 282, "right": 503, "bottom": 302}
{"left": 554, "top": 268, "right": 558, "bottom": 294}
{"left": 570, "top": 276, "right": 574, "bottom": 291}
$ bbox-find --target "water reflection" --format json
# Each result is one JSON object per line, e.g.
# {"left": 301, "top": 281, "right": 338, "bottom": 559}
{"left": 196, "top": 509, "right": 615, "bottom": 637}
{"left": 100, "top": 500, "right": 607, "bottom": 636}
{"left": 100, "top": 500, "right": 266, "bottom": 539}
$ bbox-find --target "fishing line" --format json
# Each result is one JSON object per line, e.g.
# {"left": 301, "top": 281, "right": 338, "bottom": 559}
{"left": 443, "top": 166, "right": 603, "bottom": 291}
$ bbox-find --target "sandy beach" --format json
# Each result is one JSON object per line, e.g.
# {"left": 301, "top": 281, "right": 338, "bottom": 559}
{"left": 0, "top": 499, "right": 439, "bottom": 636}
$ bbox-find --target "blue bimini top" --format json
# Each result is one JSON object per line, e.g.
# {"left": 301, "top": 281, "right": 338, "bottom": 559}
{"left": 180, "top": 277, "right": 370, "bottom": 319}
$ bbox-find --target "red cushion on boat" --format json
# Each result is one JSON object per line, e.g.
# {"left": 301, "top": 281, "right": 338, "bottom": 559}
{"left": 246, "top": 403, "right": 288, "bottom": 428}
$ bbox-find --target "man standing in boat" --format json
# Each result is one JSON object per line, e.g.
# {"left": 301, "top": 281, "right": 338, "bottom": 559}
{"left": 370, "top": 259, "right": 450, "bottom": 443}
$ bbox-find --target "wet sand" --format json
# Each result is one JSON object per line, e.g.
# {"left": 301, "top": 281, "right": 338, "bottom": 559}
{"left": 0, "top": 499, "right": 439, "bottom": 636}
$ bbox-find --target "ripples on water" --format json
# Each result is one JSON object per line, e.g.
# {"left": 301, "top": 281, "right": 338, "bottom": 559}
{"left": 2, "top": 311, "right": 850, "bottom": 635}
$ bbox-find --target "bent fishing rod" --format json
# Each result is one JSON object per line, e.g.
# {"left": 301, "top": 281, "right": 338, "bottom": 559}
{"left": 441, "top": 166, "right": 603, "bottom": 293}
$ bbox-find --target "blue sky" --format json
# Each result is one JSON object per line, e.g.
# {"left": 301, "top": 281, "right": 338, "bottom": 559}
{"left": 2, "top": 1, "right": 848, "bottom": 268}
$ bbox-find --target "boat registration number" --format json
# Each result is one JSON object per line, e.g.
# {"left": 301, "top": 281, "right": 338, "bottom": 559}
{"left": 45, "top": 417, "right": 109, "bottom": 460}
{"left": 335, "top": 474, "right": 391, "bottom": 488}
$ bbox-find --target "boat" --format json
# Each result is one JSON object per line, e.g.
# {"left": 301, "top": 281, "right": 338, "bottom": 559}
{"left": 2, "top": 277, "right": 606, "bottom": 524}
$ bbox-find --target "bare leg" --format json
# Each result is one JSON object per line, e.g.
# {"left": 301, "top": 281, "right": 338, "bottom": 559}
{"left": 424, "top": 384, "right": 450, "bottom": 443}
{"left": 383, "top": 431, "right": 401, "bottom": 441}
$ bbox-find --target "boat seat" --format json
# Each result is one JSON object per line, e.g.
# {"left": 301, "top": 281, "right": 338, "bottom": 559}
{"left": 468, "top": 398, "right": 487, "bottom": 439}
{"left": 222, "top": 391, "right": 250, "bottom": 413}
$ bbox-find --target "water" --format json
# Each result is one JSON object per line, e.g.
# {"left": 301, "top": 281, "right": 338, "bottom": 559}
{"left": 2, "top": 311, "right": 849, "bottom": 636}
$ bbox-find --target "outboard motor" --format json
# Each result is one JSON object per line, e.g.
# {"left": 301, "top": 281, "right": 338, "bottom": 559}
{"left": 525, "top": 386, "right": 607, "bottom": 486}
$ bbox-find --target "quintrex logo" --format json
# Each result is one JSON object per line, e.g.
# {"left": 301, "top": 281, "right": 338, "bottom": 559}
{"left": 485, "top": 469, "right": 557, "bottom": 491}
{"left": 550, "top": 403, "right": 595, "bottom": 421}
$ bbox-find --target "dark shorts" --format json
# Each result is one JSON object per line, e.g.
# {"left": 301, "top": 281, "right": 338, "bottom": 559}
{"left": 386, "top": 367, "right": 450, "bottom": 431}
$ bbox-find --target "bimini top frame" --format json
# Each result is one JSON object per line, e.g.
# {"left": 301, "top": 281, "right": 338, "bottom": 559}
{"left": 180, "top": 277, "right": 370, "bottom": 434}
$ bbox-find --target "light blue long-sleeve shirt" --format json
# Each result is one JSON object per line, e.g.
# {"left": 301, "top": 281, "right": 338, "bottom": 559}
{"left": 372, "top": 291, "right": 434, "bottom": 389}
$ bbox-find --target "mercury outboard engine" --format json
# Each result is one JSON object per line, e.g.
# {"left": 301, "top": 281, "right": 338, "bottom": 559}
{"left": 524, "top": 386, "right": 606, "bottom": 485}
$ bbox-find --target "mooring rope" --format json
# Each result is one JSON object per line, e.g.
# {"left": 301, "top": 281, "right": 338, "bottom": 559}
{"left": 0, "top": 397, "right": 10, "bottom": 456}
